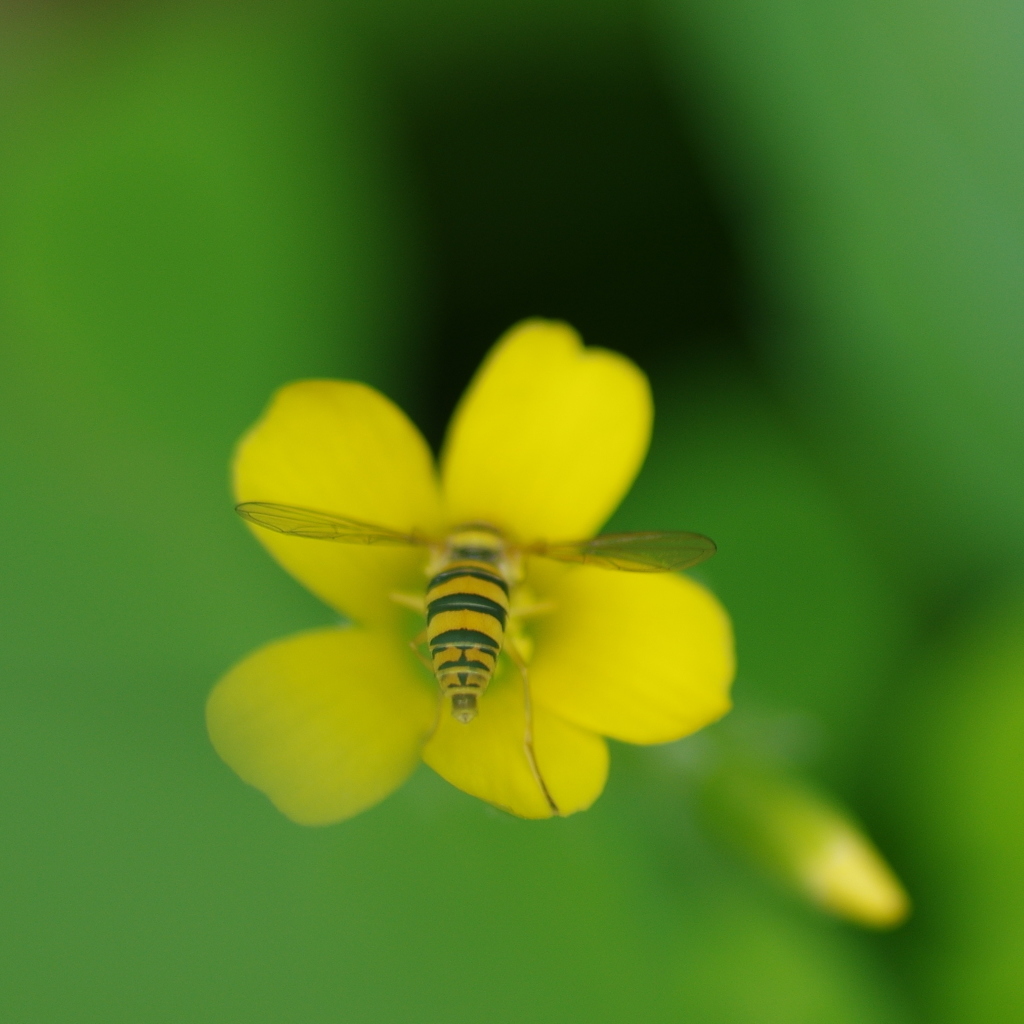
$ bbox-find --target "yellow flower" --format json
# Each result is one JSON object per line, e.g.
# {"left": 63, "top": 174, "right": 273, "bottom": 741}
{"left": 207, "top": 320, "right": 735, "bottom": 823}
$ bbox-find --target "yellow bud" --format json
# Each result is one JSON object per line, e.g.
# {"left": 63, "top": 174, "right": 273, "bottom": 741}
{"left": 700, "top": 765, "right": 910, "bottom": 929}
{"left": 792, "top": 811, "right": 910, "bottom": 928}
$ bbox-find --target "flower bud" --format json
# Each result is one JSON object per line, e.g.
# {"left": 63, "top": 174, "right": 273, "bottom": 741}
{"left": 701, "top": 766, "right": 910, "bottom": 928}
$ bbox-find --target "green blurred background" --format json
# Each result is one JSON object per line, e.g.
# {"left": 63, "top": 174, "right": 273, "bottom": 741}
{"left": 2, "top": 1, "right": 1022, "bottom": 1020}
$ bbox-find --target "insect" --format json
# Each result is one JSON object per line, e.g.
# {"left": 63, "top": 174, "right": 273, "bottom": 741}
{"left": 236, "top": 501, "right": 716, "bottom": 814}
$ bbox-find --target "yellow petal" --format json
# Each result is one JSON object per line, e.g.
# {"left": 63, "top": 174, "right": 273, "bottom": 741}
{"left": 440, "top": 320, "right": 652, "bottom": 540}
{"left": 529, "top": 564, "right": 734, "bottom": 744}
{"left": 207, "top": 627, "right": 437, "bottom": 825}
{"left": 234, "top": 380, "right": 443, "bottom": 626}
{"left": 422, "top": 661, "right": 609, "bottom": 819}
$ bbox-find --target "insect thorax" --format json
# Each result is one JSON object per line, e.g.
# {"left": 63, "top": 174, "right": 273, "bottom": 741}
{"left": 425, "top": 527, "right": 512, "bottom": 724}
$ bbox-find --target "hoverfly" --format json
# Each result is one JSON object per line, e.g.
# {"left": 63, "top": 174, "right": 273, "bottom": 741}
{"left": 236, "top": 501, "right": 716, "bottom": 814}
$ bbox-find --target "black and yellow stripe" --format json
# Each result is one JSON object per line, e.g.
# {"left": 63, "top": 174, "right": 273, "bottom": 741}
{"left": 426, "top": 561, "right": 509, "bottom": 719}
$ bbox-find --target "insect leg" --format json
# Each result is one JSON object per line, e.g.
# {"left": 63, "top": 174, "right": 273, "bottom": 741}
{"left": 408, "top": 629, "right": 433, "bottom": 672}
{"left": 399, "top": 600, "right": 438, "bottom": 687}
{"left": 505, "top": 638, "right": 560, "bottom": 817}
{"left": 408, "top": 630, "right": 449, "bottom": 742}
{"left": 390, "top": 591, "right": 427, "bottom": 613}
{"left": 509, "top": 599, "right": 556, "bottom": 620}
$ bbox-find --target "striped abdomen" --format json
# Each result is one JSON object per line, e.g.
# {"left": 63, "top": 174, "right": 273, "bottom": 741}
{"left": 426, "top": 560, "right": 509, "bottom": 722}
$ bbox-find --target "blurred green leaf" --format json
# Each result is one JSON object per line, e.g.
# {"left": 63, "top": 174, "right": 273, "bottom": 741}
{"left": 0, "top": 3, "right": 419, "bottom": 1020}
{"left": 655, "top": 0, "right": 1024, "bottom": 596}
{"left": 871, "top": 588, "right": 1024, "bottom": 1023}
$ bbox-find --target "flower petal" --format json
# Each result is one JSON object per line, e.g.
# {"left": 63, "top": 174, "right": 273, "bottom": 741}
{"left": 234, "top": 380, "right": 443, "bottom": 625}
{"left": 529, "top": 564, "right": 734, "bottom": 744}
{"left": 440, "top": 320, "right": 652, "bottom": 541}
{"left": 207, "top": 627, "right": 437, "bottom": 825}
{"left": 422, "top": 662, "right": 609, "bottom": 819}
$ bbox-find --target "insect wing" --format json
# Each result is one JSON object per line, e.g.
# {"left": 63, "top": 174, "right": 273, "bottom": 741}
{"left": 235, "top": 502, "right": 427, "bottom": 547}
{"left": 531, "top": 531, "right": 716, "bottom": 572}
